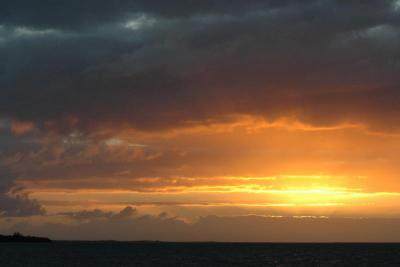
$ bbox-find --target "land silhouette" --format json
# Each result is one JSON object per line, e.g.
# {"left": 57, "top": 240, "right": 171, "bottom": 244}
{"left": 0, "top": 232, "right": 51, "bottom": 242}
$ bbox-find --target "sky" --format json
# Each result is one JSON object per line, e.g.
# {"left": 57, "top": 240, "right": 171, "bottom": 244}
{"left": 1, "top": 0, "right": 400, "bottom": 241}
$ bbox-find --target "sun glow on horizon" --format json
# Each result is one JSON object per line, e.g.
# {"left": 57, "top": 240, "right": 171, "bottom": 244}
{"left": 24, "top": 173, "right": 400, "bottom": 218}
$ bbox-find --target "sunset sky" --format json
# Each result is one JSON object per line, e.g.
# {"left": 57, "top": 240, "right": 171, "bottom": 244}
{"left": 2, "top": 0, "right": 400, "bottom": 241}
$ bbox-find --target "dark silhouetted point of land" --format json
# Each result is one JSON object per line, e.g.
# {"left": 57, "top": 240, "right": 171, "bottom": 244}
{"left": 0, "top": 232, "right": 51, "bottom": 242}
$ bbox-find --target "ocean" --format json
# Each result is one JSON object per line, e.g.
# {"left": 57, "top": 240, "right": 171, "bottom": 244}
{"left": 1, "top": 242, "right": 400, "bottom": 266}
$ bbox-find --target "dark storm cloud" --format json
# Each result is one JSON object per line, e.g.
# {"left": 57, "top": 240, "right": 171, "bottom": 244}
{"left": 1, "top": 0, "right": 400, "bottom": 133}
{"left": 0, "top": 0, "right": 314, "bottom": 29}
{"left": 1, "top": 0, "right": 136, "bottom": 29}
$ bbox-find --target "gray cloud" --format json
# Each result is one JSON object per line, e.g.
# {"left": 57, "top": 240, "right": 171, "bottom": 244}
{"left": 59, "top": 209, "right": 114, "bottom": 221}
{"left": 0, "top": 0, "right": 400, "bottom": 133}
{"left": 0, "top": 167, "right": 44, "bottom": 217}
{"left": 4, "top": 207, "right": 400, "bottom": 241}
{"left": 59, "top": 206, "right": 136, "bottom": 221}
{"left": 0, "top": 1, "right": 316, "bottom": 30}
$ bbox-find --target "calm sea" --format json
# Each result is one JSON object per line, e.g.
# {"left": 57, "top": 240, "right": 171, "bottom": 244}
{"left": 1, "top": 242, "right": 400, "bottom": 266}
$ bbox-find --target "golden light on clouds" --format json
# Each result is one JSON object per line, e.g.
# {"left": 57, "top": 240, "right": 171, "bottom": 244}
{"left": 4, "top": 0, "right": 400, "bottom": 242}
{"left": 23, "top": 171, "right": 400, "bottom": 220}
{"left": 13, "top": 115, "right": 400, "bottom": 221}
{"left": 10, "top": 120, "right": 35, "bottom": 134}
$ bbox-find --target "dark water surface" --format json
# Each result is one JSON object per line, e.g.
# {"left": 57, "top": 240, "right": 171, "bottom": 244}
{"left": 1, "top": 242, "right": 400, "bottom": 266}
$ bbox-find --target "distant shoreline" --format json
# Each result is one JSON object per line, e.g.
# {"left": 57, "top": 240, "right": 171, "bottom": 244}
{"left": 0, "top": 233, "right": 51, "bottom": 243}
{"left": 50, "top": 240, "right": 400, "bottom": 244}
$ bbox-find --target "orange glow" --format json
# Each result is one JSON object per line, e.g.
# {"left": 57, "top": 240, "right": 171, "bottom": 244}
{"left": 10, "top": 120, "right": 35, "bottom": 134}
{"left": 12, "top": 116, "right": 400, "bottom": 220}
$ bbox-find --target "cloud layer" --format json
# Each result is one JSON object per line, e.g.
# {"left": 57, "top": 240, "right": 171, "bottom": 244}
{"left": 1, "top": 0, "right": 400, "bottom": 132}
{"left": 4, "top": 206, "right": 400, "bottom": 242}
{"left": 2, "top": 1, "right": 400, "bottom": 240}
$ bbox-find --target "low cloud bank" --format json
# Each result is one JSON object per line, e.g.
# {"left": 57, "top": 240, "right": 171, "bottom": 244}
{"left": 3, "top": 207, "right": 400, "bottom": 242}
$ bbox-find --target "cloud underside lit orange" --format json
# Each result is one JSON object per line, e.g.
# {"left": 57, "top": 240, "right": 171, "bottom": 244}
{"left": 10, "top": 117, "right": 400, "bottom": 219}
{"left": 5, "top": 0, "right": 400, "bottom": 242}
